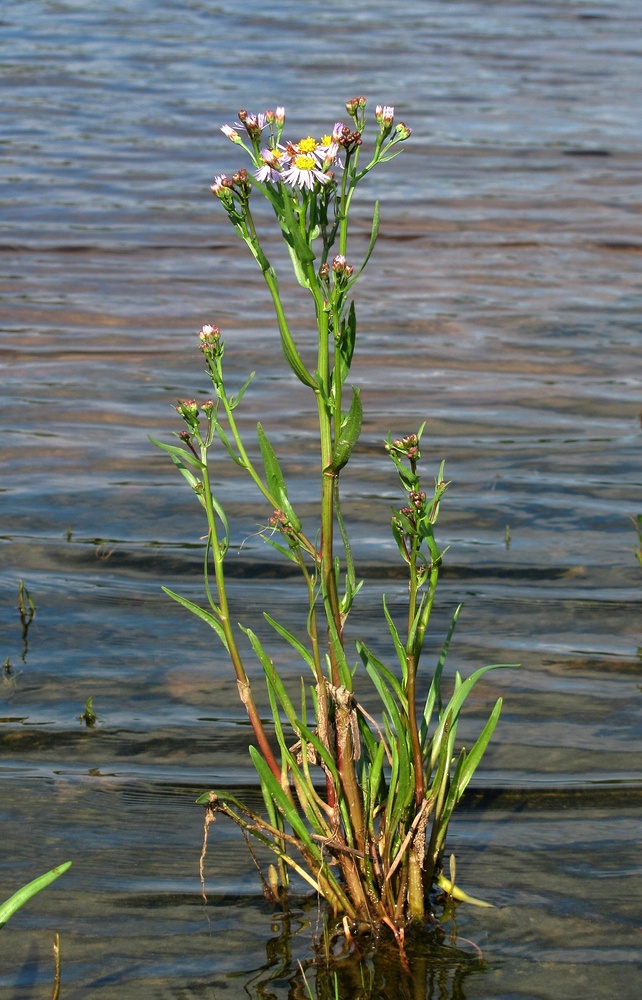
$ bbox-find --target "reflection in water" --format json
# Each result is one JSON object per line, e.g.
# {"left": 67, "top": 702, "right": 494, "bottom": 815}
{"left": 239, "top": 907, "right": 484, "bottom": 1000}
{"left": 17, "top": 580, "right": 36, "bottom": 665}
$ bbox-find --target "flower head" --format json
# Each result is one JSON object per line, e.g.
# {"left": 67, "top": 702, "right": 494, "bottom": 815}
{"left": 255, "top": 146, "right": 285, "bottom": 184}
{"left": 236, "top": 109, "right": 268, "bottom": 140}
{"left": 317, "top": 123, "right": 344, "bottom": 168}
{"left": 281, "top": 152, "right": 331, "bottom": 190}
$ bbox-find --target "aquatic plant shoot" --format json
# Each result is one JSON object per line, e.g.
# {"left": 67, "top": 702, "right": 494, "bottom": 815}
{"left": 154, "top": 98, "right": 515, "bottom": 943}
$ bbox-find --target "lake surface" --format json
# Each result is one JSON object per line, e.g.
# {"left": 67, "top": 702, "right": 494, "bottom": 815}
{"left": 1, "top": 1, "right": 641, "bottom": 997}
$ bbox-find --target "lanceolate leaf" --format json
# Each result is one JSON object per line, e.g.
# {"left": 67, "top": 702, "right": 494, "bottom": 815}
{"left": 264, "top": 613, "right": 315, "bottom": 671}
{"left": 450, "top": 696, "right": 503, "bottom": 803}
{"left": 162, "top": 587, "right": 229, "bottom": 650}
{"left": 257, "top": 423, "right": 302, "bottom": 531}
{"left": 150, "top": 437, "right": 205, "bottom": 472}
{"left": 0, "top": 862, "right": 72, "bottom": 928}
{"left": 436, "top": 873, "right": 494, "bottom": 908}
{"left": 249, "top": 747, "right": 321, "bottom": 856}
{"left": 328, "top": 387, "right": 362, "bottom": 473}
{"left": 352, "top": 200, "right": 380, "bottom": 282}
{"left": 421, "top": 605, "right": 462, "bottom": 741}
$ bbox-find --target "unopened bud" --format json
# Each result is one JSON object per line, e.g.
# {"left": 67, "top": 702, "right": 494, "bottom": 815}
{"left": 375, "top": 104, "right": 394, "bottom": 126}
{"left": 176, "top": 399, "right": 199, "bottom": 427}
{"left": 221, "top": 124, "right": 241, "bottom": 143}
{"left": 211, "top": 175, "right": 234, "bottom": 200}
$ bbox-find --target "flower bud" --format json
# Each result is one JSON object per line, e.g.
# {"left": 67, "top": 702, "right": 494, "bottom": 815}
{"left": 375, "top": 105, "right": 394, "bottom": 126}
{"left": 176, "top": 399, "right": 199, "bottom": 428}
{"left": 199, "top": 324, "right": 223, "bottom": 359}
{"left": 221, "top": 124, "right": 242, "bottom": 144}
{"left": 211, "top": 175, "right": 234, "bottom": 202}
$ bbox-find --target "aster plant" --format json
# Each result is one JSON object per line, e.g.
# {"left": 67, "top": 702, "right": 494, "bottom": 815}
{"left": 155, "top": 97, "right": 513, "bottom": 944}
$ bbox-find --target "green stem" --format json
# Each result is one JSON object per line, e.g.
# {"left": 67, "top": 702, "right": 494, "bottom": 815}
{"left": 406, "top": 549, "right": 426, "bottom": 806}
{"left": 201, "top": 455, "right": 281, "bottom": 781}
{"left": 215, "top": 363, "right": 317, "bottom": 562}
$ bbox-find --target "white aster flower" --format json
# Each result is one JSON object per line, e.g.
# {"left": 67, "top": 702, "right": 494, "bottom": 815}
{"left": 317, "top": 123, "right": 345, "bottom": 168}
{"left": 281, "top": 152, "right": 331, "bottom": 190}
{"left": 255, "top": 147, "right": 285, "bottom": 184}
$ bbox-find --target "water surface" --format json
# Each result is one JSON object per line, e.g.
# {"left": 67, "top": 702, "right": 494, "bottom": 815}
{"left": 1, "top": 1, "right": 641, "bottom": 997}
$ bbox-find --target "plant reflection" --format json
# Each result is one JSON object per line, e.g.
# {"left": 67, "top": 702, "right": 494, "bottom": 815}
{"left": 240, "top": 904, "right": 485, "bottom": 1000}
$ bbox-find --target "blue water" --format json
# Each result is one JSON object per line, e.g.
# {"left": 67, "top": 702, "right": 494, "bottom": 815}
{"left": 1, "top": 1, "right": 642, "bottom": 997}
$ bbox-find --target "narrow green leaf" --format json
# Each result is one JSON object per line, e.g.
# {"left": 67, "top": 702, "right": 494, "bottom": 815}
{"left": 367, "top": 738, "right": 386, "bottom": 809}
{"left": 249, "top": 747, "right": 321, "bottom": 856}
{"left": 257, "top": 423, "right": 301, "bottom": 530}
{"left": 452, "top": 697, "right": 503, "bottom": 801}
{"left": 229, "top": 370, "right": 255, "bottom": 409}
{"left": 243, "top": 627, "right": 338, "bottom": 781}
{"left": 357, "top": 640, "right": 406, "bottom": 710}
{"left": 162, "top": 587, "right": 229, "bottom": 650}
{"left": 278, "top": 184, "right": 316, "bottom": 265}
{"left": 0, "top": 862, "right": 72, "bottom": 928}
{"left": 337, "top": 300, "right": 357, "bottom": 381}
{"left": 353, "top": 200, "right": 380, "bottom": 281}
{"left": 420, "top": 604, "right": 462, "bottom": 741}
{"left": 382, "top": 595, "right": 409, "bottom": 682}
{"left": 149, "top": 437, "right": 204, "bottom": 472}
{"left": 328, "top": 387, "right": 362, "bottom": 473}
{"left": 428, "top": 663, "right": 516, "bottom": 777}
{"left": 284, "top": 237, "right": 312, "bottom": 288}
{"left": 264, "top": 613, "right": 315, "bottom": 671}
{"left": 436, "top": 873, "right": 494, "bottom": 907}
{"left": 262, "top": 533, "right": 299, "bottom": 563}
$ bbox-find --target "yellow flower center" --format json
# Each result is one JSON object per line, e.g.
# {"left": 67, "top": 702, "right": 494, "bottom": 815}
{"left": 297, "top": 136, "right": 318, "bottom": 153}
{"left": 294, "top": 154, "right": 316, "bottom": 171}
{"left": 321, "top": 134, "right": 332, "bottom": 146}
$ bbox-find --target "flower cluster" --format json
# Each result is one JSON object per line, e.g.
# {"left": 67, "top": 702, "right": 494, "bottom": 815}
{"left": 252, "top": 130, "right": 343, "bottom": 190}
{"left": 213, "top": 98, "right": 411, "bottom": 196}
{"left": 198, "top": 323, "right": 221, "bottom": 356}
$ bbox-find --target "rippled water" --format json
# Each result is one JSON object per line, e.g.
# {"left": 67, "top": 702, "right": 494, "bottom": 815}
{"left": 1, "top": 1, "right": 641, "bottom": 997}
